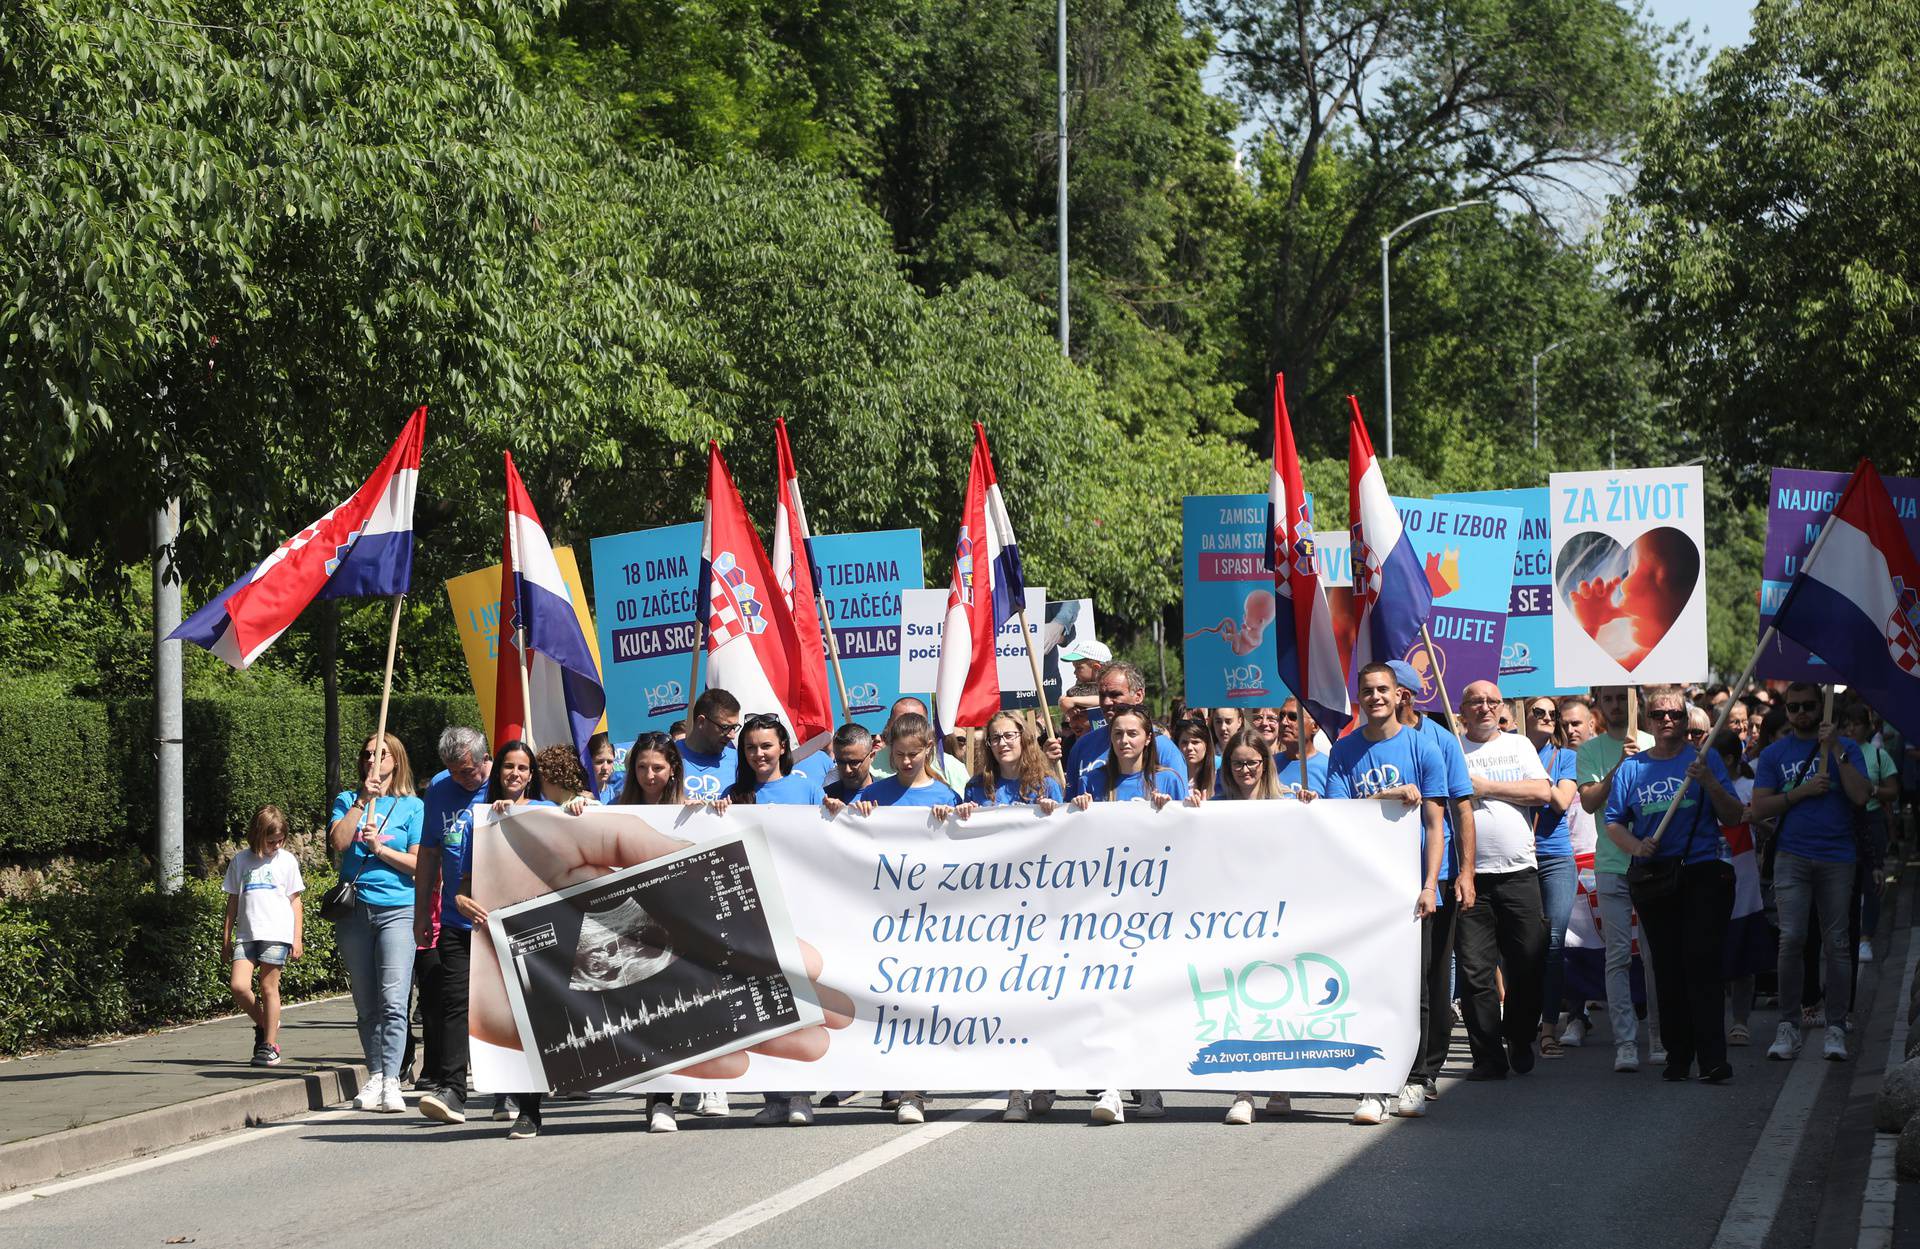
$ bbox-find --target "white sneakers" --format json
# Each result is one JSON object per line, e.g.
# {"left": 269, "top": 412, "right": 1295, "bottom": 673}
{"left": 895, "top": 1096, "right": 926, "bottom": 1124}
{"left": 1004, "top": 1092, "right": 1029, "bottom": 1122}
{"left": 1559, "top": 1015, "right": 1588, "bottom": 1048}
{"left": 1224, "top": 1095, "right": 1255, "bottom": 1125}
{"left": 1767, "top": 1021, "right": 1803, "bottom": 1060}
{"left": 352, "top": 1074, "right": 382, "bottom": 1111}
{"left": 1648, "top": 1026, "right": 1667, "bottom": 1066}
{"left": 696, "top": 1092, "right": 730, "bottom": 1117}
{"left": 1614, "top": 1042, "right": 1639, "bottom": 1073}
{"left": 1351, "top": 1095, "right": 1389, "bottom": 1125}
{"left": 649, "top": 1102, "right": 678, "bottom": 1133}
{"left": 1091, "top": 1090, "right": 1125, "bottom": 1124}
{"left": 378, "top": 1078, "right": 406, "bottom": 1114}
{"left": 1824, "top": 1025, "right": 1849, "bottom": 1061}
{"left": 1395, "top": 1083, "right": 1427, "bottom": 1118}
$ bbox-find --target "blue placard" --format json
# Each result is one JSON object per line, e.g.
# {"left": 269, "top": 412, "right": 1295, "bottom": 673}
{"left": 812, "top": 529, "right": 924, "bottom": 733}
{"left": 588, "top": 523, "right": 707, "bottom": 741}
{"left": 1390, "top": 496, "right": 1522, "bottom": 711}
{"left": 1437, "top": 488, "right": 1577, "bottom": 697}
{"left": 1182, "top": 494, "right": 1291, "bottom": 708}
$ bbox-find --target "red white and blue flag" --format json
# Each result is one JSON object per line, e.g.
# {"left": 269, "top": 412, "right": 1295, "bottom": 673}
{"left": 770, "top": 419, "right": 834, "bottom": 757}
{"left": 1771, "top": 458, "right": 1920, "bottom": 743}
{"left": 934, "top": 423, "right": 1027, "bottom": 729}
{"left": 173, "top": 406, "right": 425, "bottom": 668}
{"left": 1266, "top": 376, "right": 1350, "bottom": 733}
{"left": 494, "top": 453, "right": 606, "bottom": 766}
{"left": 1346, "top": 396, "right": 1432, "bottom": 687}
{"left": 697, "top": 442, "right": 818, "bottom": 748}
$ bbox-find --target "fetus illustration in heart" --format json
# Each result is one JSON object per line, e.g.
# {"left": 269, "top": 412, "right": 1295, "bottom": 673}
{"left": 1554, "top": 527, "right": 1702, "bottom": 672}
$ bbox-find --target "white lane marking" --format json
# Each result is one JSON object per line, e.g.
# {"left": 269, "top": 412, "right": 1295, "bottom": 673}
{"left": 656, "top": 1099, "right": 1001, "bottom": 1249}
{"left": 1859, "top": 913, "right": 1918, "bottom": 1249}
{"left": 0, "top": 1109, "right": 359, "bottom": 1214}
{"left": 1711, "top": 1005, "right": 1843, "bottom": 1246}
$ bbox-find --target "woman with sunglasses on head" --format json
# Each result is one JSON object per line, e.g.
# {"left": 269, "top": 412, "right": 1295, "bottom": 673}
{"left": 1069, "top": 705, "right": 1190, "bottom": 1124}
{"left": 422, "top": 740, "right": 554, "bottom": 1137}
{"left": 1211, "top": 727, "right": 1301, "bottom": 1123}
{"left": 1522, "top": 696, "right": 1580, "bottom": 1057}
{"left": 945, "top": 711, "right": 1063, "bottom": 1122}
{"left": 711, "top": 714, "right": 833, "bottom": 1127}
{"left": 850, "top": 712, "right": 962, "bottom": 1125}
{"left": 609, "top": 733, "right": 733, "bottom": 1129}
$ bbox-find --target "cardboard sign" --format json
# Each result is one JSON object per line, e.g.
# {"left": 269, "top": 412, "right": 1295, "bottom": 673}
{"left": 1437, "top": 488, "right": 1578, "bottom": 697}
{"left": 899, "top": 587, "right": 1045, "bottom": 705}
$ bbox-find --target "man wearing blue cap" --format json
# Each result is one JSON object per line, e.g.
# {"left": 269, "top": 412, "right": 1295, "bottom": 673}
{"left": 1386, "top": 659, "right": 1478, "bottom": 1100}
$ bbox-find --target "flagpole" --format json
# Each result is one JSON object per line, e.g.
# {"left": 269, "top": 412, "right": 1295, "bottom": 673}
{"left": 1419, "top": 624, "right": 1468, "bottom": 746}
{"left": 514, "top": 610, "right": 536, "bottom": 753}
{"left": 358, "top": 592, "right": 406, "bottom": 838}
{"left": 817, "top": 585, "right": 852, "bottom": 727}
{"left": 1015, "top": 602, "right": 1058, "bottom": 739}
{"left": 688, "top": 501, "right": 712, "bottom": 718}
{"left": 1642, "top": 493, "right": 1852, "bottom": 847}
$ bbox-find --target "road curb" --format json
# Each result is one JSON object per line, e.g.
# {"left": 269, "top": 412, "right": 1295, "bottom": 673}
{"left": 0, "top": 1061, "right": 367, "bottom": 1192}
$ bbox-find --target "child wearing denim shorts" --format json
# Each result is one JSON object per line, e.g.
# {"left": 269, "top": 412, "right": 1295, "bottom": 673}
{"left": 222, "top": 805, "right": 306, "bottom": 1066}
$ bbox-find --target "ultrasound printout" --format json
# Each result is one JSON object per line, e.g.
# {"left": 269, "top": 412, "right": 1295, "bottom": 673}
{"left": 487, "top": 828, "right": 819, "bottom": 1093}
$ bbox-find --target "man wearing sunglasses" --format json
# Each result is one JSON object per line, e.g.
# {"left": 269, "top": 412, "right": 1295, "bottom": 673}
{"left": 1274, "top": 698, "right": 1328, "bottom": 798}
{"left": 680, "top": 688, "right": 743, "bottom": 801}
{"left": 1752, "top": 682, "right": 1871, "bottom": 1062}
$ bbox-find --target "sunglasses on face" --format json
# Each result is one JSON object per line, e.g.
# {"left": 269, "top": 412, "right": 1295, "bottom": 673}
{"left": 1528, "top": 706, "right": 1556, "bottom": 719}
{"left": 1785, "top": 700, "right": 1818, "bottom": 713}
{"left": 1649, "top": 708, "right": 1686, "bottom": 721}
{"left": 1687, "top": 728, "right": 1707, "bottom": 740}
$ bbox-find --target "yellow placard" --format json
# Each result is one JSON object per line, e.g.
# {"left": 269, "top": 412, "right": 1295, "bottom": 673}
{"left": 445, "top": 547, "right": 607, "bottom": 744}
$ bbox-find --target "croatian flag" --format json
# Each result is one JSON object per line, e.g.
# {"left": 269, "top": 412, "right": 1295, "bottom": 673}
{"left": 697, "top": 442, "right": 814, "bottom": 747}
{"left": 1346, "top": 396, "right": 1432, "bottom": 685}
{"left": 934, "top": 423, "right": 1027, "bottom": 729}
{"left": 1266, "top": 376, "right": 1350, "bottom": 733}
{"left": 1771, "top": 458, "right": 1920, "bottom": 743}
{"left": 494, "top": 453, "right": 606, "bottom": 766}
{"left": 173, "top": 406, "right": 425, "bottom": 668}
{"left": 770, "top": 419, "right": 834, "bottom": 757}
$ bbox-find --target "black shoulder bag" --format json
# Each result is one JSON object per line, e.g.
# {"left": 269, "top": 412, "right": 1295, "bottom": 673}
{"left": 1626, "top": 760, "right": 1707, "bottom": 902}
{"left": 319, "top": 803, "right": 387, "bottom": 924}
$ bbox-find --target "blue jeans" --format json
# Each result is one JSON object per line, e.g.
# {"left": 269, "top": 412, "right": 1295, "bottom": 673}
{"left": 340, "top": 902, "right": 416, "bottom": 1079}
{"left": 1537, "top": 855, "right": 1576, "bottom": 1029}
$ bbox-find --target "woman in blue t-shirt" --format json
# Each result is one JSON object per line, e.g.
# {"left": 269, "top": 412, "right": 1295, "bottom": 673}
{"left": 851, "top": 712, "right": 961, "bottom": 814}
{"left": 328, "top": 733, "right": 424, "bottom": 1117}
{"left": 954, "top": 711, "right": 1064, "bottom": 819}
{"left": 1070, "top": 706, "right": 1190, "bottom": 811}
{"left": 1070, "top": 706, "right": 1186, "bottom": 1125}
{"left": 721, "top": 714, "right": 828, "bottom": 811}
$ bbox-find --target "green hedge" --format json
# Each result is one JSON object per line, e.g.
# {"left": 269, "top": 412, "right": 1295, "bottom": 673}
{"left": 0, "top": 858, "right": 348, "bottom": 1054}
{"left": 0, "top": 683, "right": 481, "bottom": 855}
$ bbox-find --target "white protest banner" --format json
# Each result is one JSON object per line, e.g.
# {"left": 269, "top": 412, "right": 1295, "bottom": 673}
{"left": 469, "top": 801, "right": 1420, "bottom": 1094}
{"left": 898, "top": 586, "right": 1045, "bottom": 701}
{"left": 1548, "top": 467, "right": 1708, "bottom": 687}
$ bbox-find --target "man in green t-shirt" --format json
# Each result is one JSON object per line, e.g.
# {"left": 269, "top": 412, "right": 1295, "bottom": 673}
{"left": 1572, "top": 686, "right": 1657, "bottom": 1071}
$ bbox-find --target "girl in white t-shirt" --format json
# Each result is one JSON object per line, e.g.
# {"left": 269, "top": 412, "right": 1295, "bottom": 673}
{"left": 221, "top": 805, "right": 306, "bottom": 1067}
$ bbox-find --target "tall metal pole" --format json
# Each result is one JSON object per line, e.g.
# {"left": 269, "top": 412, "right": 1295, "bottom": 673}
{"left": 1379, "top": 200, "right": 1490, "bottom": 460}
{"left": 1056, "top": 0, "right": 1069, "bottom": 355}
{"left": 153, "top": 489, "right": 184, "bottom": 894}
{"left": 1379, "top": 238, "right": 1393, "bottom": 460}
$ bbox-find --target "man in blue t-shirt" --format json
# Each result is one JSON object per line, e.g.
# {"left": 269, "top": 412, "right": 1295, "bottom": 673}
{"left": 1274, "top": 697, "right": 1329, "bottom": 796}
{"left": 1064, "top": 660, "right": 1184, "bottom": 798}
{"left": 1385, "top": 659, "right": 1477, "bottom": 1099}
{"left": 1325, "top": 661, "right": 1449, "bottom": 1124}
{"left": 823, "top": 723, "right": 876, "bottom": 803}
{"left": 413, "top": 725, "right": 490, "bottom": 1123}
{"left": 679, "top": 688, "right": 743, "bottom": 801}
{"left": 1751, "top": 681, "right": 1871, "bottom": 1063}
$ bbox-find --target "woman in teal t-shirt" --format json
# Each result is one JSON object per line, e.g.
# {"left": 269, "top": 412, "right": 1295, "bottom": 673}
{"left": 328, "top": 732, "right": 424, "bottom": 1116}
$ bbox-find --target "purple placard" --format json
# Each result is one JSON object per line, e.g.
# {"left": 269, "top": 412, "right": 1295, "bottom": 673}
{"left": 1759, "top": 467, "right": 1920, "bottom": 680}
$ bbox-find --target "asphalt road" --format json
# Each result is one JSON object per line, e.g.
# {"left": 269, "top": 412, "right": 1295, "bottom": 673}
{"left": 0, "top": 1023, "right": 1856, "bottom": 1249}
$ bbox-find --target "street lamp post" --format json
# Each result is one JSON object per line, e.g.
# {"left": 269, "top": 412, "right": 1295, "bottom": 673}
{"left": 1056, "top": 0, "right": 1069, "bottom": 356}
{"left": 1380, "top": 199, "right": 1490, "bottom": 459}
{"left": 1530, "top": 339, "right": 1566, "bottom": 450}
